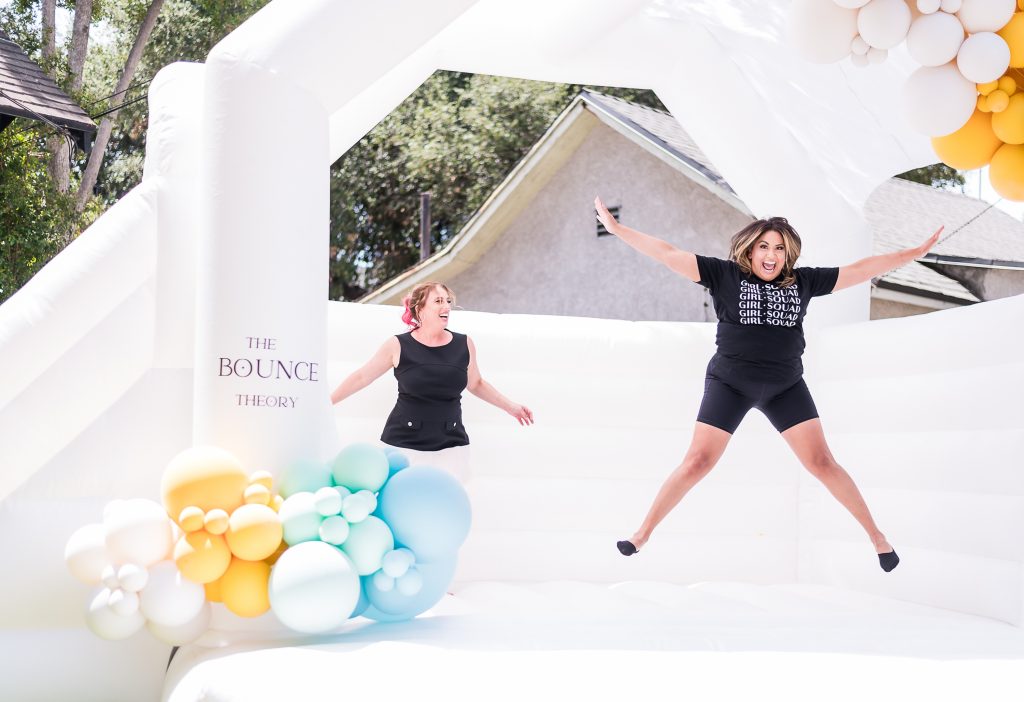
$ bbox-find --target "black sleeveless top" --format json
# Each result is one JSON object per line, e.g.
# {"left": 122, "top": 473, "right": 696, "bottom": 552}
{"left": 380, "top": 330, "right": 471, "bottom": 451}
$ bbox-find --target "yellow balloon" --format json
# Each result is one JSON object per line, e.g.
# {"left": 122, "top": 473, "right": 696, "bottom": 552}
{"left": 204, "top": 508, "right": 230, "bottom": 535}
{"left": 249, "top": 470, "right": 274, "bottom": 491}
{"left": 204, "top": 577, "right": 223, "bottom": 603}
{"left": 978, "top": 94, "right": 993, "bottom": 113}
{"left": 219, "top": 558, "right": 271, "bottom": 618}
{"left": 998, "top": 13, "right": 1024, "bottom": 68}
{"left": 990, "top": 144, "right": 1024, "bottom": 200}
{"left": 162, "top": 446, "right": 248, "bottom": 525}
{"left": 174, "top": 531, "right": 231, "bottom": 584}
{"left": 265, "top": 540, "right": 288, "bottom": 566}
{"left": 989, "top": 89, "right": 1011, "bottom": 112}
{"left": 225, "top": 504, "right": 283, "bottom": 561}
{"left": 270, "top": 495, "right": 284, "bottom": 513}
{"left": 932, "top": 110, "right": 1003, "bottom": 170}
{"left": 993, "top": 93, "right": 1024, "bottom": 143}
{"left": 244, "top": 484, "right": 271, "bottom": 506}
{"left": 998, "top": 75, "right": 1018, "bottom": 95}
{"left": 178, "top": 506, "right": 205, "bottom": 533}
{"left": 978, "top": 80, "right": 999, "bottom": 96}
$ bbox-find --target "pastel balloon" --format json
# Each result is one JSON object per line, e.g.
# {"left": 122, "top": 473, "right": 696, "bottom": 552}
{"left": 225, "top": 504, "right": 282, "bottom": 561}
{"left": 100, "top": 564, "right": 119, "bottom": 589}
{"left": 378, "top": 467, "right": 471, "bottom": 563}
{"left": 319, "top": 515, "right": 350, "bottom": 545}
{"left": 372, "top": 570, "right": 395, "bottom": 592}
{"left": 992, "top": 91, "right": 1024, "bottom": 142}
{"left": 858, "top": 0, "right": 912, "bottom": 50}
{"left": 108, "top": 589, "right": 140, "bottom": 617}
{"left": 147, "top": 601, "right": 211, "bottom": 645}
{"left": 278, "top": 457, "right": 332, "bottom": 497}
{"left": 105, "top": 498, "right": 174, "bottom": 567}
{"left": 341, "top": 491, "right": 374, "bottom": 523}
{"left": 162, "top": 446, "right": 248, "bottom": 523}
{"left": 249, "top": 470, "right": 274, "bottom": 490}
{"left": 219, "top": 557, "right": 271, "bottom": 617}
{"left": 918, "top": 0, "right": 941, "bottom": 12}
{"left": 174, "top": 531, "right": 231, "bottom": 584}
{"left": 933, "top": 110, "right": 1003, "bottom": 168}
{"left": 117, "top": 563, "right": 149, "bottom": 593}
{"left": 139, "top": 561, "right": 206, "bottom": 628}
{"left": 363, "top": 557, "right": 457, "bottom": 620}
{"left": 396, "top": 568, "right": 424, "bottom": 596}
{"left": 340, "top": 516, "right": 395, "bottom": 575}
{"left": 178, "top": 506, "right": 205, "bottom": 533}
{"left": 268, "top": 541, "right": 360, "bottom": 633}
{"left": 958, "top": 0, "right": 1015, "bottom": 33}
{"left": 787, "top": 0, "right": 858, "bottom": 63}
{"left": 989, "top": 88, "right": 1011, "bottom": 110}
{"left": 381, "top": 548, "right": 415, "bottom": 578}
{"left": 835, "top": 0, "right": 870, "bottom": 7}
{"left": 314, "top": 486, "right": 343, "bottom": 516}
{"left": 998, "top": 11, "right": 1024, "bottom": 66}
{"left": 279, "top": 492, "right": 323, "bottom": 545}
{"left": 907, "top": 12, "right": 965, "bottom": 66}
{"left": 957, "top": 32, "right": 1011, "bottom": 83}
{"left": 204, "top": 508, "right": 229, "bottom": 535}
{"left": 86, "top": 589, "right": 146, "bottom": 640}
{"left": 903, "top": 62, "right": 977, "bottom": 136}
{"left": 244, "top": 483, "right": 271, "bottom": 506}
{"left": 989, "top": 143, "right": 1024, "bottom": 198}
{"left": 65, "top": 524, "right": 111, "bottom": 584}
{"left": 998, "top": 74, "right": 1018, "bottom": 93}
{"left": 387, "top": 450, "right": 410, "bottom": 476}
{"left": 942, "top": 0, "right": 963, "bottom": 11}
{"left": 204, "top": 577, "right": 223, "bottom": 603}
{"left": 332, "top": 443, "right": 389, "bottom": 492}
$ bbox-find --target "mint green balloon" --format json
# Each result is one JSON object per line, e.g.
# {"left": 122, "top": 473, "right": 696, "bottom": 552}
{"left": 279, "top": 492, "right": 322, "bottom": 545}
{"left": 331, "top": 443, "right": 389, "bottom": 492}
{"left": 279, "top": 458, "right": 332, "bottom": 497}
{"left": 339, "top": 516, "right": 394, "bottom": 575}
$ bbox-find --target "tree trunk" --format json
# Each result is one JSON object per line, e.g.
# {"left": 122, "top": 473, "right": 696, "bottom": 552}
{"left": 41, "top": 0, "right": 68, "bottom": 193}
{"left": 68, "top": 0, "right": 94, "bottom": 93}
{"left": 75, "top": 0, "right": 166, "bottom": 214}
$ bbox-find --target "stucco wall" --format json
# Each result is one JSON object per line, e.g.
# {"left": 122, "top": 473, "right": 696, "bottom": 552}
{"left": 930, "top": 264, "right": 1024, "bottom": 302}
{"left": 447, "top": 121, "right": 750, "bottom": 321}
{"left": 869, "top": 298, "right": 934, "bottom": 320}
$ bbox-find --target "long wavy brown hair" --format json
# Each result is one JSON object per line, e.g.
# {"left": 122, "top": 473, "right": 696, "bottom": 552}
{"left": 728, "top": 216, "right": 802, "bottom": 288}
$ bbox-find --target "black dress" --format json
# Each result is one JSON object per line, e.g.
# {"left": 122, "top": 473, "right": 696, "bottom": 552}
{"left": 380, "top": 330, "right": 471, "bottom": 451}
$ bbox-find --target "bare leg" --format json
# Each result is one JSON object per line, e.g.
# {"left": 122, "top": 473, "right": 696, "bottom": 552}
{"left": 626, "top": 422, "right": 733, "bottom": 551}
{"left": 781, "top": 418, "right": 893, "bottom": 554}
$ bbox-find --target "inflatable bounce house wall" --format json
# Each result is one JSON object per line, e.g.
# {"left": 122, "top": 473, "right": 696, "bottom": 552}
{"left": 1, "top": 1, "right": 1023, "bottom": 700}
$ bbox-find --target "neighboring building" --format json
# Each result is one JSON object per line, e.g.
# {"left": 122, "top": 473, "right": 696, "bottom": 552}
{"left": 362, "top": 91, "right": 1024, "bottom": 321}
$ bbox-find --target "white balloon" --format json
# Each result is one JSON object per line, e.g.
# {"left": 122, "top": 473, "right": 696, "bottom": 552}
{"left": 788, "top": 0, "right": 859, "bottom": 63}
{"left": 957, "top": 0, "right": 1015, "bottom": 33}
{"left": 108, "top": 589, "right": 140, "bottom": 617}
{"left": 834, "top": 0, "right": 871, "bottom": 7}
{"left": 146, "top": 601, "right": 211, "bottom": 645}
{"left": 851, "top": 35, "right": 870, "bottom": 54}
{"left": 941, "top": 0, "right": 962, "bottom": 11}
{"left": 139, "top": 561, "right": 205, "bottom": 628}
{"left": 867, "top": 47, "right": 889, "bottom": 62}
{"left": 859, "top": 0, "right": 913, "bottom": 49}
{"left": 100, "top": 564, "right": 120, "bottom": 590}
{"left": 65, "top": 523, "right": 112, "bottom": 585}
{"left": 957, "top": 32, "right": 1011, "bottom": 83}
{"left": 104, "top": 498, "right": 173, "bottom": 568}
{"left": 269, "top": 541, "right": 360, "bottom": 633}
{"left": 851, "top": 51, "right": 871, "bottom": 66}
{"left": 903, "top": 62, "right": 977, "bottom": 135}
{"left": 907, "top": 12, "right": 966, "bottom": 66}
{"left": 117, "top": 563, "right": 149, "bottom": 593}
{"left": 86, "top": 589, "right": 145, "bottom": 640}
{"left": 917, "top": 0, "right": 942, "bottom": 13}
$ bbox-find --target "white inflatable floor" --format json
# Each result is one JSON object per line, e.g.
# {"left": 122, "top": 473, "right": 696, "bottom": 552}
{"left": 165, "top": 581, "right": 1024, "bottom": 702}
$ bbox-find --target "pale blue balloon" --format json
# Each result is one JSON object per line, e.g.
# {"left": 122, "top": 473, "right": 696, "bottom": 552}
{"left": 349, "top": 584, "right": 371, "bottom": 619}
{"left": 332, "top": 443, "right": 389, "bottom": 492}
{"left": 318, "top": 515, "right": 350, "bottom": 545}
{"left": 339, "top": 516, "right": 394, "bottom": 575}
{"left": 279, "top": 492, "right": 323, "bottom": 546}
{"left": 268, "top": 541, "right": 360, "bottom": 633}
{"left": 396, "top": 567, "right": 423, "bottom": 596}
{"left": 387, "top": 451, "right": 410, "bottom": 476}
{"left": 378, "top": 467, "right": 471, "bottom": 562}
{"left": 363, "top": 556, "right": 456, "bottom": 620}
{"left": 279, "top": 458, "right": 332, "bottom": 497}
{"left": 381, "top": 548, "right": 414, "bottom": 578}
{"left": 372, "top": 570, "right": 395, "bottom": 592}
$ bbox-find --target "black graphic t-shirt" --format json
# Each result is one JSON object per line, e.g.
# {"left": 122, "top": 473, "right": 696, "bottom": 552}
{"left": 696, "top": 255, "right": 839, "bottom": 382}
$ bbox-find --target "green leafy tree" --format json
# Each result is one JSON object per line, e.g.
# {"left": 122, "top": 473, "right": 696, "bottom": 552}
{"left": 896, "top": 163, "right": 965, "bottom": 190}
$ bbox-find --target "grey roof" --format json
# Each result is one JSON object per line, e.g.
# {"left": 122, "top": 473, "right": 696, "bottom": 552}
{"left": 0, "top": 30, "right": 96, "bottom": 152}
{"left": 581, "top": 90, "right": 1022, "bottom": 303}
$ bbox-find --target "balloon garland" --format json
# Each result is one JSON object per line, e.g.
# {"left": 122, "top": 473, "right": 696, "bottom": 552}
{"left": 65, "top": 443, "right": 470, "bottom": 643}
{"left": 790, "top": 0, "right": 1024, "bottom": 200}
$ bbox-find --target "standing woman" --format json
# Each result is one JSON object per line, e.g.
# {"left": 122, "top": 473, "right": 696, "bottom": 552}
{"left": 331, "top": 281, "right": 533, "bottom": 482}
{"left": 595, "top": 196, "right": 941, "bottom": 571}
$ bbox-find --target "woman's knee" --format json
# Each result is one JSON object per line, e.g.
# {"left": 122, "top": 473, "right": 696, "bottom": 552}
{"left": 679, "top": 451, "right": 717, "bottom": 480}
{"left": 804, "top": 454, "right": 838, "bottom": 480}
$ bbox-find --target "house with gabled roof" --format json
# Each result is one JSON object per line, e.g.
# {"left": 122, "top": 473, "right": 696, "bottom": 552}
{"left": 361, "top": 91, "right": 1024, "bottom": 321}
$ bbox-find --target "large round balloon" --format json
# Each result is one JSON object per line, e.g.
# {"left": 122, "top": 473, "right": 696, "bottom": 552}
{"left": 65, "top": 523, "right": 112, "bottom": 585}
{"left": 363, "top": 556, "right": 457, "bottom": 621}
{"left": 162, "top": 446, "right": 248, "bottom": 522}
{"left": 907, "top": 11, "right": 966, "bottom": 66}
{"left": 104, "top": 498, "right": 174, "bottom": 567}
{"left": 268, "top": 541, "right": 361, "bottom": 633}
{"left": 858, "top": 0, "right": 913, "bottom": 50}
{"left": 958, "top": 0, "right": 1016, "bottom": 34}
{"left": 86, "top": 589, "right": 146, "bottom": 640}
{"left": 787, "top": 0, "right": 858, "bottom": 63}
{"left": 339, "top": 516, "right": 395, "bottom": 575}
{"left": 992, "top": 91, "right": 1024, "bottom": 142}
{"left": 957, "top": 32, "right": 1011, "bottom": 83}
{"left": 377, "top": 466, "right": 471, "bottom": 563}
{"left": 174, "top": 531, "right": 231, "bottom": 583}
{"left": 932, "top": 109, "right": 1003, "bottom": 168}
{"left": 903, "top": 62, "right": 978, "bottom": 136}
{"left": 225, "top": 504, "right": 282, "bottom": 561}
{"left": 332, "top": 443, "right": 389, "bottom": 492}
{"left": 989, "top": 143, "right": 1024, "bottom": 198}
{"left": 140, "top": 561, "right": 206, "bottom": 628}
{"left": 998, "top": 12, "right": 1024, "bottom": 66}
{"left": 146, "top": 601, "right": 211, "bottom": 645}
{"left": 278, "top": 491, "right": 323, "bottom": 545}
{"left": 219, "top": 557, "right": 271, "bottom": 617}
{"left": 278, "top": 457, "right": 332, "bottom": 497}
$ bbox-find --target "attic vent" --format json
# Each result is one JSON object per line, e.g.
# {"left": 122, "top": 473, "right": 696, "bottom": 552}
{"left": 596, "top": 205, "right": 620, "bottom": 237}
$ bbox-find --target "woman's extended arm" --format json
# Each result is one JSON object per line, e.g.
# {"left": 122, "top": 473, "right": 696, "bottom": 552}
{"left": 330, "top": 337, "right": 400, "bottom": 405}
{"left": 595, "top": 196, "right": 700, "bottom": 282}
{"left": 833, "top": 226, "right": 943, "bottom": 293}
{"left": 466, "top": 337, "right": 534, "bottom": 426}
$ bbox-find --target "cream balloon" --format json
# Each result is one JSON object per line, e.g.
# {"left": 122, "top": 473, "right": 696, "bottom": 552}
{"left": 867, "top": 47, "right": 889, "bottom": 63}
{"left": 918, "top": 0, "right": 941, "bottom": 12}
{"left": 958, "top": 0, "right": 1016, "bottom": 32}
{"left": 86, "top": 589, "right": 145, "bottom": 640}
{"left": 104, "top": 498, "right": 174, "bottom": 567}
{"left": 859, "top": 0, "right": 913, "bottom": 49}
{"left": 139, "top": 561, "right": 206, "bottom": 628}
{"left": 835, "top": 0, "right": 871, "bottom": 7}
{"left": 851, "top": 35, "right": 870, "bottom": 54}
{"left": 788, "top": 0, "right": 859, "bottom": 62}
{"left": 65, "top": 523, "right": 111, "bottom": 585}
{"left": 903, "top": 62, "right": 978, "bottom": 135}
{"left": 146, "top": 601, "right": 211, "bottom": 646}
{"left": 942, "top": 0, "right": 963, "bottom": 11}
{"left": 957, "top": 32, "right": 1012, "bottom": 83}
{"left": 907, "top": 12, "right": 966, "bottom": 66}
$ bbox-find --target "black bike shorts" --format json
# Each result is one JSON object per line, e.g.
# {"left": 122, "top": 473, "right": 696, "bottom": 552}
{"left": 696, "top": 360, "right": 819, "bottom": 434}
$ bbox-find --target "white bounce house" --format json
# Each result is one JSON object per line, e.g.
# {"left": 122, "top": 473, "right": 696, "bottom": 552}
{"left": 2, "top": 1, "right": 1024, "bottom": 700}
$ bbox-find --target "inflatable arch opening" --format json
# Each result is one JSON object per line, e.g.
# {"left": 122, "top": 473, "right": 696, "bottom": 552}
{"left": 1, "top": 1, "right": 1023, "bottom": 700}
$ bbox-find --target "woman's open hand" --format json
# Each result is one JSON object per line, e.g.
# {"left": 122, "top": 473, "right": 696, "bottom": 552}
{"left": 507, "top": 403, "right": 534, "bottom": 426}
{"left": 594, "top": 196, "right": 620, "bottom": 236}
{"left": 910, "top": 226, "right": 943, "bottom": 259}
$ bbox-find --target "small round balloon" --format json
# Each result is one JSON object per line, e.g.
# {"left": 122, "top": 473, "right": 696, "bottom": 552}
{"left": 363, "top": 557, "right": 457, "bottom": 620}
{"left": 86, "top": 589, "right": 146, "bottom": 640}
{"left": 225, "top": 504, "right": 282, "bottom": 561}
{"left": 140, "top": 561, "right": 206, "bottom": 628}
{"left": 340, "top": 516, "right": 395, "bottom": 575}
{"left": 65, "top": 523, "right": 112, "bottom": 585}
{"left": 858, "top": 0, "right": 912, "bottom": 50}
{"left": 332, "top": 443, "right": 389, "bottom": 492}
{"left": 279, "top": 492, "right": 324, "bottom": 546}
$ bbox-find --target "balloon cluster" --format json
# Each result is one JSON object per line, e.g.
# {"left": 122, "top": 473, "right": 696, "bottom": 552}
{"left": 65, "top": 443, "right": 470, "bottom": 643}
{"left": 790, "top": 0, "right": 1024, "bottom": 200}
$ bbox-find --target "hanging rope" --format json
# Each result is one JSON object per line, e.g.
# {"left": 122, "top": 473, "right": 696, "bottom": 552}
{"left": 936, "top": 198, "right": 1001, "bottom": 247}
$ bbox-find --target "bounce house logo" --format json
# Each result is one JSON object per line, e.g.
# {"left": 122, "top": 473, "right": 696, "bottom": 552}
{"left": 218, "top": 335, "right": 319, "bottom": 409}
